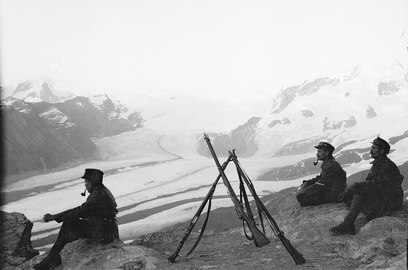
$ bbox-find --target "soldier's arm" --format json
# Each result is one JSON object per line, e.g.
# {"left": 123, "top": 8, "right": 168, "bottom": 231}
{"left": 307, "top": 175, "right": 320, "bottom": 184}
{"left": 53, "top": 192, "right": 106, "bottom": 223}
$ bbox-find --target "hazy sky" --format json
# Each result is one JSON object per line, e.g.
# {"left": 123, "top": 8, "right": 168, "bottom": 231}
{"left": 1, "top": 0, "right": 407, "bottom": 98}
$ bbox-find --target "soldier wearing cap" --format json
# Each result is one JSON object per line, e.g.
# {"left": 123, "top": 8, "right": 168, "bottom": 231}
{"left": 330, "top": 137, "right": 404, "bottom": 235}
{"left": 33, "top": 168, "right": 119, "bottom": 270}
{"left": 296, "top": 142, "right": 347, "bottom": 206}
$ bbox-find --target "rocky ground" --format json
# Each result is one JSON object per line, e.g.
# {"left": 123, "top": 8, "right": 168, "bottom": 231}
{"left": 133, "top": 226, "right": 360, "bottom": 270}
{"left": 132, "top": 187, "right": 408, "bottom": 270}
{"left": 6, "top": 186, "right": 408, "bottom": 270}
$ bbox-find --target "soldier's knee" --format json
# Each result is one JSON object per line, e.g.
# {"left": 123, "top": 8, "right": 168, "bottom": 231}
{"left": 297, "top": 193, "right": 326, "bottom": 206}
{"left": 297, "top": 193, "right": 311, "bottom": 206}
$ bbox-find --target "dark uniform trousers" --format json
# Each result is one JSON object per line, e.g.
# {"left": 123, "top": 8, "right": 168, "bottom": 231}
{"left": 49, "top": 219, "right": 92, "bottom": 256}
{"left": 296, "top": 181, "right": 327, "bottom": 206}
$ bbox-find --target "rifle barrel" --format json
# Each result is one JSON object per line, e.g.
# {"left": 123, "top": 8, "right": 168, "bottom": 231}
{"left": 204, "top": 133, "right": 270, "bottom": 247}
{"left": 168, "top": 156, "right": 231, "bottom": 263}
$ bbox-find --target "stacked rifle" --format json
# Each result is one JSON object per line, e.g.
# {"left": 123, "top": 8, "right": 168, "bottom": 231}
{"left": 168, "top": 133, "right": 306, "bottom": 265}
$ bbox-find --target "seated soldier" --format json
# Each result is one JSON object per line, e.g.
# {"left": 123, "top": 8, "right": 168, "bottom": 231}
{"left": 330, "top": 137, "right": 404, "bottom": 235}
{"left": 33, "top": 168, "right": 119, "bottom": 270}
{"left": 296, "top": 142, "right": 347, "bottom": 206}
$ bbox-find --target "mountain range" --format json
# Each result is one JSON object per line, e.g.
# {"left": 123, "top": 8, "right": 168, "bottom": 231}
{"left": 199, "top": 63, "right": 408, "bottom": 172}
{"left": 10, "top": 77, "right": 75, "bottom": 103}
{"left": 2, "top": 62, "right": 408, "bottom": 178}
{"left": 1, "top": 82, "right": 144, "bottom": 176}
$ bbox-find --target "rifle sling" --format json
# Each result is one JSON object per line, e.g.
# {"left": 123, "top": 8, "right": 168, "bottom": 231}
{"left": 237, "top": 161, "right": 266, "bottom": 236}
{"left": 238, "top": 169, "right": 255, "bottom": 241}
{"left": 185, "top": 186, "right": 214, "bottom": 256}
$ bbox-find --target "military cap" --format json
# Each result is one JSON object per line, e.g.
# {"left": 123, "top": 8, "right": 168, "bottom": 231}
{"left": 81, "top": 168, "right": 104, "bottom": 185}
{"left": 314, "top": 142, "right": 335, "bottom": 154}
{"left": 371, "top": 137, "right": 390, "bottom": 154}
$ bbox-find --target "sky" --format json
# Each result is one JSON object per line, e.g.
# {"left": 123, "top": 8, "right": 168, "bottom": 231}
{"left": 1, "top": 0, "right": 408, "bottom": 99}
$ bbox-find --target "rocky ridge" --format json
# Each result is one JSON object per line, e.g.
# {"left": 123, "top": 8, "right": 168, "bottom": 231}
{"left": 12, "top": 78, "right": 75, "bottom": 103}
{"left": 197, "top": 117, "right": 262, "bottom": 158}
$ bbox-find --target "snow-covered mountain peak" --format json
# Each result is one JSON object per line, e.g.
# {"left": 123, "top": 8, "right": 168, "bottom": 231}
{"left": 88, "top": 94, "right": 111, "bottom": 108}
{"left": 85, "top": 94, "right": 144, "bottom": 125}
{"left": 2, "top": 96, "right": 19, "bottom": 106}
{"left": 268, "top": 76, "right": 340, "bottom": 115}
{"left": 391, "top": 60, "right": 406, "bottom": 73}
{"left": 346, "top": 63, "right": 379, "bottom": 81}
{"left": 215, "top": 62, "right": 408, "bottom": 158}
{"left": 38, "top": 105, "right": 76, "bottom": 129}
{"left": 1, "top": 96, "right": 33, "bottom": 114}
{"left": 11, "top": 77, "right": 75, "bottom": 103}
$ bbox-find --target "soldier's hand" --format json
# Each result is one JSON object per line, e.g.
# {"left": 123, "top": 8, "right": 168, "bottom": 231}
{"left": 337, "top": 192, "right": 345, "bottom": 202}
{"left": 298, "top": 180, "right": 308, "bottom": 190}
{"left": 43, "top": 213, "right": 54, "bottom": 222}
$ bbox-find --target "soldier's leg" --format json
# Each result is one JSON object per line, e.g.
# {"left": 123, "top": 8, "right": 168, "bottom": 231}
{"left": 296, "top": 183, "right": 325, "bottom": 206}
{"left": 49, "top": 219, "right": 91, "bottom": 255}
{"left": 343, "top": 194, "right": 364, "bottom": 224}
{"left": 330, "top": 194, "right": 364, "bottom": 235}
{"left": 34, "top": 219, "right": 91, "bottom": 269}
{"left": 296, "top": 192, "right": 326, "bottom": 206}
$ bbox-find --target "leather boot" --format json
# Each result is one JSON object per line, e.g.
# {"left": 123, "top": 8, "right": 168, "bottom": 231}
{"left": 33, "top": 253, "right": 61, "bottom": 270}
{"left": 329, "top": 221, "right": 356, "bottom": 235}
{"left": 330, "top": 194, "right": 363, "bottom": 235}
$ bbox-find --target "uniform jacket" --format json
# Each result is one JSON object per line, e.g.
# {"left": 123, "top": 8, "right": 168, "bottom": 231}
{"left": 301, "top": 156, "right": 347, "bottom": 202}
{"left": 350, "top": 155, "right": 404, "bottom": 214}
{"left": 53, "top": 184, "right": 119, "bottom": 243}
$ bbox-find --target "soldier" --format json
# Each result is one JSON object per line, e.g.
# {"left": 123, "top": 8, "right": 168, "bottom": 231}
{"left": 33, "top": 168, "right": 119, "bottom": 270}
{"left": 330, "top": 137, "right": 404, "bottom": 235}
{"left": 296, "top": 142, "right": 347, "bottom": 206}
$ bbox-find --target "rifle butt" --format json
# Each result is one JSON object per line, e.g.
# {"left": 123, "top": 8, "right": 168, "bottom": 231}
{"left": 167, "top": 253, "right": 178, "bottom": 263}
{"left": 279, "top": 234, "right": 306, "bottom": 265}
{"left": 253, "top": 229, "right": 270, "bottom": 247}
{"left": 167, "top": 226, "right": 193, "bottom": 263}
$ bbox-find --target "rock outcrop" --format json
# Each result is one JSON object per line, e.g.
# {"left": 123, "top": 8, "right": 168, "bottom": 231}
{"left": 0, "top": 211, "right": 39, "bottom": 270}
{"left": 18, "top": 239, "right": 159, "bottom": 270}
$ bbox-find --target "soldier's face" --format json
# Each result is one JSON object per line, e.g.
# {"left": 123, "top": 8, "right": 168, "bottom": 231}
{"left": 370, "top": 144, "right": 381, "bottom": 159}
{"left": 316, "top": 149, "right": 327, "bottom": 160}
{"left": 85, "top": 179, "right": 93, "bottom": 193}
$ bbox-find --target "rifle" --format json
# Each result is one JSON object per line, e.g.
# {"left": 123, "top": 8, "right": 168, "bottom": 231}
{"left": 167, "top": 156, "right": 232, "bottom": 263}
{"left": 229, "top": 150, "right": 306, "bottom": 265}
{"left": 203, "top": 133, "right": 270, "bottom": 248}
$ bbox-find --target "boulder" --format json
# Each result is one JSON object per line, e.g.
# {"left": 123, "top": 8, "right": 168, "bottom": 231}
{"left": 0, "top": 211, "right": 39, "bottom": 269}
